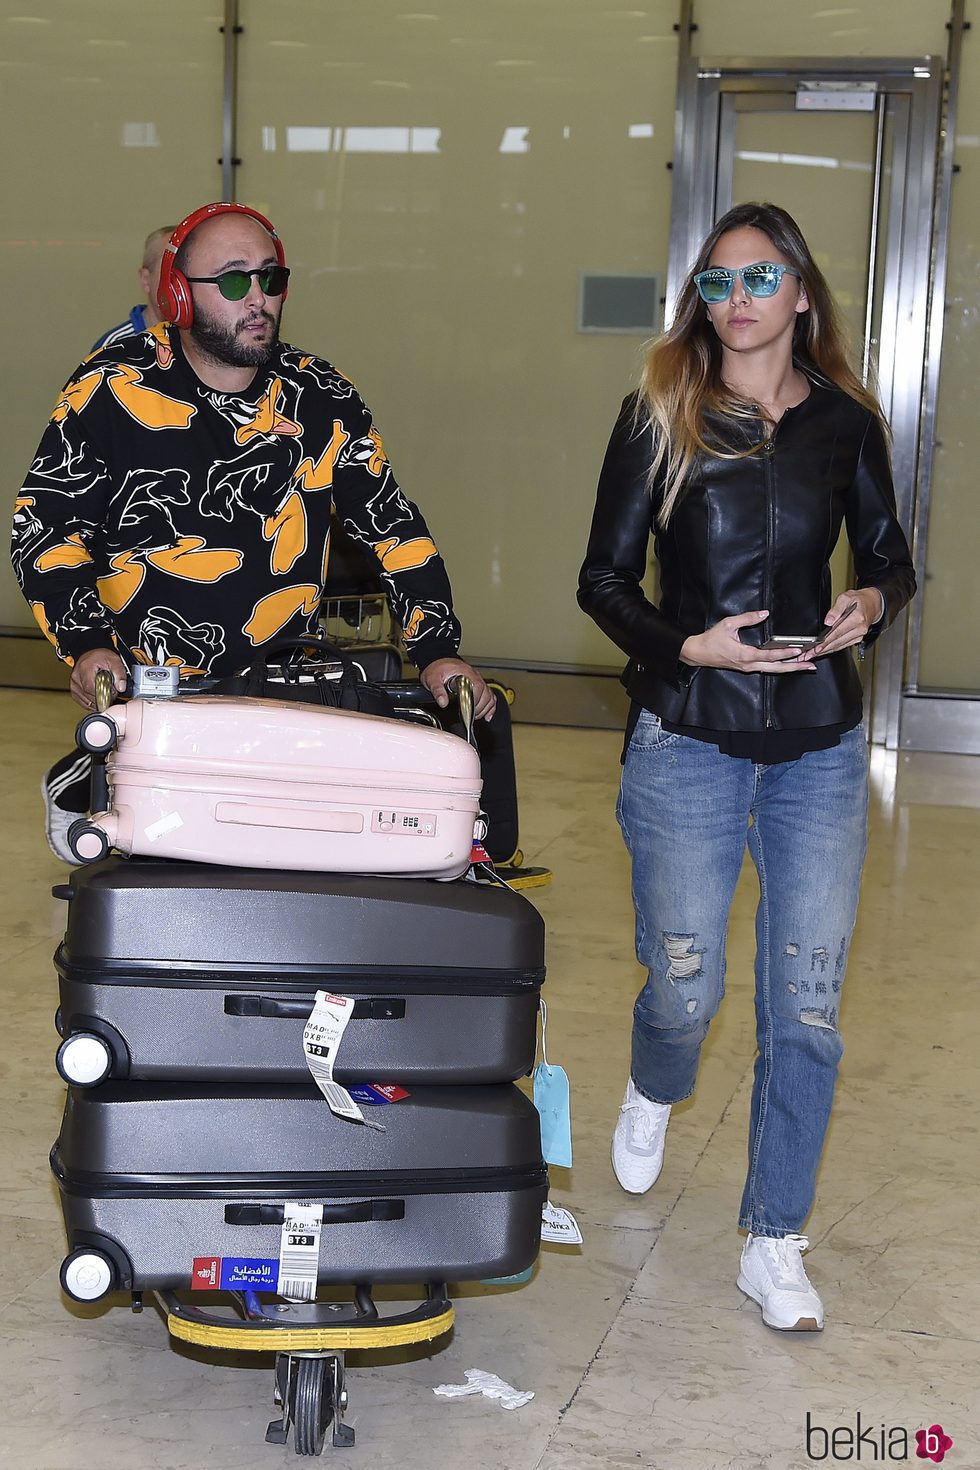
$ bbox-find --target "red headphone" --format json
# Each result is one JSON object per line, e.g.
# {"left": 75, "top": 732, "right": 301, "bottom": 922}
{"left": 156, "top": 202, "right": 288, "bottom": 330}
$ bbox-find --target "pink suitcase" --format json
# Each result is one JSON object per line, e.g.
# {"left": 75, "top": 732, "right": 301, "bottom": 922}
{"left": 68, "top": 695, "right": 483, "bottom": 878}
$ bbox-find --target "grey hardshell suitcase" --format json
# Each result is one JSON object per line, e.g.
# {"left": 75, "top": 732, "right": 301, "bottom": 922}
{"left": 54, "top": 858, "right": 545, "bottom": 1088}
{"left": 51, "top": 1082, "right": 548, "bottom": 1292}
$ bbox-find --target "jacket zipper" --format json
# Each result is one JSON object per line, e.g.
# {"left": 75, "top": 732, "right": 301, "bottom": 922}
{"left": 762, "top": 435, "right": 776, "bottom": 729}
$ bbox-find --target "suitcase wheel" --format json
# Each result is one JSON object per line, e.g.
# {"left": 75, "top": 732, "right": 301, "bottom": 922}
{"left": 56, "top": 1031, "right": 113, "bottom": 1087}
{"left": 67, "top": 819, "right": 112, "bottom": 864}
{"left": 76, "top": 712, "right": 117, "bottom": 755}
{"left": 60, "top": 1248, "right": 116, "bottom": 1303}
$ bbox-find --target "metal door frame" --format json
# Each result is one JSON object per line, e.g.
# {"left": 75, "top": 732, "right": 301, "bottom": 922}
{"left": 666, "top": 56, "right": 944, "bottom": 751}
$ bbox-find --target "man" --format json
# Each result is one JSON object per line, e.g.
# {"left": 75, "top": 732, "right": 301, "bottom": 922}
{"left": 13, "top": 202, "right": 494, "bottom": 860}
{"left": 90, "top": 225, "right": 176, "bottom": 351}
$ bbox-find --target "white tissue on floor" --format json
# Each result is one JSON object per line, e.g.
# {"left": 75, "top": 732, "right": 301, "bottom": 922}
{"left": 433, "top": 1368, "right": 534, "bottom": 1411}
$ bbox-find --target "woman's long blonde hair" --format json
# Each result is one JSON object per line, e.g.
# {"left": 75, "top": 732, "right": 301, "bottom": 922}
{"left": 642, "top": 202, "right": 887, "bottom": 524}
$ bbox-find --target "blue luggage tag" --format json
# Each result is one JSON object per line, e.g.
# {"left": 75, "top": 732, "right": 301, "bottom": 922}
{"left": 532, "top": 1000, "right": 572, "bottom": 1168}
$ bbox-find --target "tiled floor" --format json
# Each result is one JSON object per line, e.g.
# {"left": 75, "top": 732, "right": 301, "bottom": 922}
{"left": 1, "top": 687, "right": 977, "bottom": 1470}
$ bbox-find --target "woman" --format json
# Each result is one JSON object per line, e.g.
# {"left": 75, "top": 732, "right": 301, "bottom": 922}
{"left": 577, "top": 202, "right": 915, "bottom": 1333}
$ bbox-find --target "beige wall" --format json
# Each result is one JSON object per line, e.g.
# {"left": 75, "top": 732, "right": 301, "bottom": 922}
{"left": 234, "top": 0, "right": 679, "bottom": 667}
{"left": 694, "top": 0, "right": 948, "bottom": 57}
{"left": 0, "top": 1, "right": 224, "bottom": 633}
{"left": 2, "top": 1, "right": 975, "bottom": 690}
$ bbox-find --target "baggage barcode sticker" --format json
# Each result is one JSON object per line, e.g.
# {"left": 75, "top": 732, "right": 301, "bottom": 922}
{"left": 277, "top": 1201, "right": 324, "bottom": 1302}
{"left": 303, "top": 991, "right": 385, "bottom": 1131}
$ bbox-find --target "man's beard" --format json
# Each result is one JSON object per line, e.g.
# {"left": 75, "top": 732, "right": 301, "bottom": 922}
{"left": 189, "top": 304, "right": 281, "bottom": 368}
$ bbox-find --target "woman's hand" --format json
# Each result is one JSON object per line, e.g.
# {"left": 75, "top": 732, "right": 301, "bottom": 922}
{"left": 806, "top": 588, "right": 884, "bottom": 658}
{"left": 681, "top": 590, "right": 885, "bottom": 675}
{"left": 680, "top": 610, "right": 818, "bottom": 674}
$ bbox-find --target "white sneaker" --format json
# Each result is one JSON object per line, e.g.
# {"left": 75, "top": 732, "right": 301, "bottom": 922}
{"left": 41, "top": 774, "right": 81, "bottom": 864}
{"left": 737, "top": 1233, "right": 824, "bottom": 1331}
{"left": 611, "top": 1079, "right": 671, "bottom": 1194}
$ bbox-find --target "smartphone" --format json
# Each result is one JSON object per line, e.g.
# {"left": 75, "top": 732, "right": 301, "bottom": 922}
{"left": 760, "top": 634, "right": 821, "bottom": 650}
{"left": 760, "top": 600, "right": 859, "bottom": 652}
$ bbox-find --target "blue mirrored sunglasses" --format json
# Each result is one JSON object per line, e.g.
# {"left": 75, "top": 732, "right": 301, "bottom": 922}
{"left": 693, "top": 261, "right": 800, "bottom": 304}
{"left": 184, "top": 265, "right": 290, "bottom": 300}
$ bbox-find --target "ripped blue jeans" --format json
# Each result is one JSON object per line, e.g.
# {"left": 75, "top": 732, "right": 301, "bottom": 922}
{"left": 616, "top": 711, "right": 869, "bottom": 1237}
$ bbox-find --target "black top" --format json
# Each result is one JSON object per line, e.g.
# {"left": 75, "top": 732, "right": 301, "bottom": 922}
{"left": 624, "top": 702, "right": 860, "bottom": 765}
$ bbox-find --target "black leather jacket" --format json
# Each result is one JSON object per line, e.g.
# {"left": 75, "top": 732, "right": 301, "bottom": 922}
{"left": 578, "top": 381, "right": 916, "bottom": 733}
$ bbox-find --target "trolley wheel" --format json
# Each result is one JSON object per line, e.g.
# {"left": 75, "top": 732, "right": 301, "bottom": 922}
{"left": 286, "top": 1355, "right": 354, "bottom": 1455}
{"left": 76, "top": 712, "right": 117, "bottom": 755}
{"left": 292, "top": 1357, "right": 332, "bottom": 1456}
{"left": 56, "top": 1031, "right": 113, "bottom": 1087}
{"left": 61, "top": 1247, "right": 115, "bottom": 1302}
{"left": 67, "top": 820, "right": 111, "bottom": 864}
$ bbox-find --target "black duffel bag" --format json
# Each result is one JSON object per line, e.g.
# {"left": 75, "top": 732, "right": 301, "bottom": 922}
{"left": 185, "top": 636, "right": 398, "bottom": 718}
{"left": 380, "top": 678, "right": 519, "bottom": 867}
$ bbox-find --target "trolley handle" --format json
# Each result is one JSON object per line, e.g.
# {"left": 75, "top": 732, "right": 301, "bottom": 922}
{"left": 94, "top": 669, "right": 115, "bottom": 714}
{"left": 445, "top": 673, "right": 476, "bottom": 747}
{"left": 85, "top": 670, "right": 117, "bottom": 814}
{"left": 225, "top": 1200, "right": 405, "bottom": 1226}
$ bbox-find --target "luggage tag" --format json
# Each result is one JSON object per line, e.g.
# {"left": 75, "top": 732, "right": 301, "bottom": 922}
{"left": 532, "top": 1000, "right": 572, "bottom": 1168}
{"left": 480, "top": 1265, "right": 535, "bottom": 1286}
{"left": 302, "top": 992, "right": 385, "bottom": 1131}
{"left": 467, "top": 828, "right": 519, "bottom": 891}
{"left": 277, "top": 1201, "right": 323, "bottom": 1303}
{"left": 540, "top": 1200, "right": 583, "bottom": 1246}
{"left": 465, "top": 815, "right": 504, "bottom": 886}
{"left": 347, "top": 1083, "right": 411, "bottom": 1105}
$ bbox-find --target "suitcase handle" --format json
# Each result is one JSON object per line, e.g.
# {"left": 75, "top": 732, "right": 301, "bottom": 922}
{"left": 224, "top": 1200, "right": 406, "bottom": 1226}
{"left": 223, "top": 995, "right": 406, "bottom": 1021}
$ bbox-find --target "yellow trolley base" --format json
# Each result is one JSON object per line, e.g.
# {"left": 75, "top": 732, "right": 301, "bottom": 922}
{"left": 155, "top": 1283, "right": 454, "bottom": 1454}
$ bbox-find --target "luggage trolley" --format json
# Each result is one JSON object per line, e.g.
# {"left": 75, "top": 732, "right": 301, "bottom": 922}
{"left": 58, "top": 1253, "right": 453, "bottom": 1454}
{"left": 52, "top": 672, "right": 543, "bottom": 1453}
{"left": 160, "top": 1283, "right": 454, "bottom": 1454}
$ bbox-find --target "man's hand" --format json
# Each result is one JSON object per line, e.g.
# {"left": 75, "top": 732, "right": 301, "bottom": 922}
{"left": 421, "top": 658, "right": 496, "bottom": 720}
{"left": 69, "top": 648, "right": 129, "bottom": 710}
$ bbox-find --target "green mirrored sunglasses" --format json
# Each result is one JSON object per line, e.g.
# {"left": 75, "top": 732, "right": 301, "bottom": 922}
{"left": 693, "top": 261, "right": 800, "bottom": 304}
{"left": 184, "top": 264, "right": 291, "bottom": 300}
